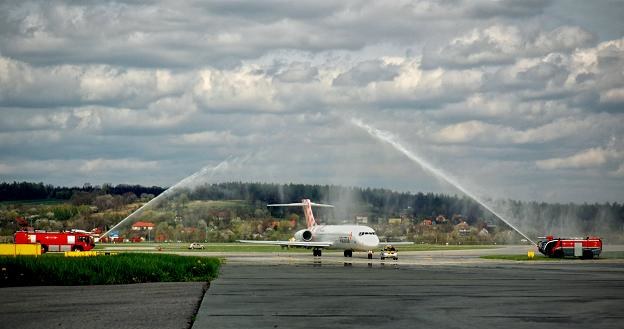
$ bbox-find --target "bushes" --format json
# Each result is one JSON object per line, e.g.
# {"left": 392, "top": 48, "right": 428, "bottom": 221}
{"left": 0, "top": 253, "right": 220, "bottom": 287}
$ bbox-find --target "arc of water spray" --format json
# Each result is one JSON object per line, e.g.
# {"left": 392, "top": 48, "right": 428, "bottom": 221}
{"left": 101, "top": 158, "right": 234, "bottom": 238}
{"left": 351, "top": 118, "right": 536, "bottom": 246}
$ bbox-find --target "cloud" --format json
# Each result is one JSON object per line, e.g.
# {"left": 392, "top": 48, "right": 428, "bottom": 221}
{"left": 332, "top": 60, "right": 400, "bottom": 86}
{"left": 433, "top": 114, "right": 622, "bottom": 146}
{"left": 193, "top": 66, "right": 281, "bottom": 112}
{"left": 172, "top": 131, "right": 244, "bottom": 146}
{"left": 536, "top": 141, "right": 624, "bottom": 171}
{"left": 536, "top": 147, "right": 610, "bottom": 170}
{"left": 0, "top": 1, "right": 623, "bottom": 203}
{"left": 423, "top": 24, "right": 595, "bottom": 69}
{"left": 274, "top": 62, "right": 319, "bottom": 82}
{"left": 79, "top": 158, "right": 159, "bottom": 174}
{"left": 612, "top": 163, "right": 624, "bottom": 177}
{"left": 0, "top": 158, "right": 158, "bottom": 176}
{"left": 0, "top": 56, "right": 189, "bottom": 108}
{"left": 467, "top": 0, "right": 552, "bottom": 18}
{"left": 600, "top": 87, "right": 624, "bottom": 104}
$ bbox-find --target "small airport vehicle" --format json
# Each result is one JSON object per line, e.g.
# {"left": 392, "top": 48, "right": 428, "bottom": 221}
{"left": 14, "top": 230, "right": 96, "bottom": 253}
{"left": 380, "top": 244, "right": 398, "bottom": 260}
{"left": 188, "top": 243, "right": 205, "bottom": 250}
{"left": 537, "top": 235, "right": 602, "bottom": 259}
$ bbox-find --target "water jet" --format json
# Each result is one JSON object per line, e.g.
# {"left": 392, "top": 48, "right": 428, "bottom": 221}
{"left": 351, "top": 118, "right": 537, "bottom": 246}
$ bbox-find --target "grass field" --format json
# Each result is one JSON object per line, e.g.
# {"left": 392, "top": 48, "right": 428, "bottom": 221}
{"left": 0, "top": 253, "right": 220, "bottom": 287}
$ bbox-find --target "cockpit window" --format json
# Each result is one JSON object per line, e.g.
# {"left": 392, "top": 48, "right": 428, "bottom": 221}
{"left": 358, "top": 232, "right": 376, "bottom": 236}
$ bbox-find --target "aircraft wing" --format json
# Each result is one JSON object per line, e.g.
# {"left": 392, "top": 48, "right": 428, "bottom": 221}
{"left": 378, "top": 241, "right": 414, "bottom": 246}
{"left": 238, "top": 240, "right": 333, "bottom": 248}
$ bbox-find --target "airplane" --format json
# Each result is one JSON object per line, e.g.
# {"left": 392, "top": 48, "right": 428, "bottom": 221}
{"left": 238, "top": 199, "right": 413, "bottom": 259}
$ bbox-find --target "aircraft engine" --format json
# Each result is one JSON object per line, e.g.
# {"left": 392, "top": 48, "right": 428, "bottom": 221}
{"left": 294, "top": 229, "right": 313, "bottom": 242}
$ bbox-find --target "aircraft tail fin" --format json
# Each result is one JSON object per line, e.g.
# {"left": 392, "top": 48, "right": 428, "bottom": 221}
{"left": 267, "top": 199, "right": 333, "bottom": 229}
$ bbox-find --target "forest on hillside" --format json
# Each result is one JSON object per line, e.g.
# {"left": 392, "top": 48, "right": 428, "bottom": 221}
{"left": 0, "top": 181, "right": 165, "bottom": 201}
{"left": 1, "top": 181, "right": 622, "bottom": 243}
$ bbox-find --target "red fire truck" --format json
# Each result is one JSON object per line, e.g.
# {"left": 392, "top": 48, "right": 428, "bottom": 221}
{"left": 537, "top": 235, "right": 602, "bottom": 259}
{"left": 14, "top": 230, "right": 96, "bottom": 253}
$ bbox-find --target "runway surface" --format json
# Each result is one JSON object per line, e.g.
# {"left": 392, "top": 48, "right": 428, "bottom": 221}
{"left": 2, "top": 246, "right": 623, "bottom": 329}
{"left": 0, "top": 282, "right": 207, "bottom": 329}
{"left": 193, "top": 248, "right": 624, "bottom": 329}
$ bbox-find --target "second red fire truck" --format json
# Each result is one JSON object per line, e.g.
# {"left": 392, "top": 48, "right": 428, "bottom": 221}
{"left": 537, "top": 235, "right": 602, "bottom": 259}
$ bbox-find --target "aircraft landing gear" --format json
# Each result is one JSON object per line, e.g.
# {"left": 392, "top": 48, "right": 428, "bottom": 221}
{"left": 343, "top": 250, "right": 353, "bottom": 257}
{"left": 313, "top": 248, "right": 322, "bottom": 257}
{"left": 367, "top": 250, "right": 373, "bottom": 259}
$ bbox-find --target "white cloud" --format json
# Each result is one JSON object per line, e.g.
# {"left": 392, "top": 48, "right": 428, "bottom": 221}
{"left": 600, "top": 87, "right": 624, "bottom": 104}
{"left": 433, "top": 115, "right": 621, "bottom": 145}
{"left": 0, "top": 56, "right": 189, "bottom": 108}
{"left": 423, "top": 24, "right": 595, "bottom": 69}
{"left": 275, "top": 62, "right": 319, "bottom": 82}
{"left": 173, "top": 131, "right": 239, "bottom": 146}
{"left": 536, "top": 147, "right": 617, "bottom": 170}
{"left": 533, "top": 26, "right": 595, "bottom": 54}
{"left": 1, "top": 1, "right": 623, "bottom": 203}
{"left": 79, "top": 158, "right": 159, "bottom": 174}
{"left": 612, "top": 163, "right": 624, "bottom": 177}
{"left": 536, "top": 148, "right": 605, "bottom": 170}
{"left": 193, "top": 66, "right": 281, "bottom": 112}
{"left": 434, "top": 120, "right": 492, "bottom": 143}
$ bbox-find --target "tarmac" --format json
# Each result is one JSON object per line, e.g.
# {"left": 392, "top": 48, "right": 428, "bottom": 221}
{"left": 192, "top": 260, "right": 624, "bottom": 329}
{"left": 0, "top": 282, "right": 207, "bottom": 329}
{"left": 2, "top": 246, "right": 624, "bottom": 329}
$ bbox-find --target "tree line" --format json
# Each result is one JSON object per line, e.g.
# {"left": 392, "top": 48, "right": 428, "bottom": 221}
{"left": 2, "top": 181, "right": 622, "bottom": 234}
{"left": 0, "top": 181, "right": 165, "bottom": 202}
{"left": 183, "top": 182, "right": 624, "bottom": 229}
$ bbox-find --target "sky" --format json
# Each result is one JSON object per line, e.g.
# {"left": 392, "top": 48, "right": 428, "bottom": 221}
{"left": 0, "top": 0, "right": 623, "bottom": 204}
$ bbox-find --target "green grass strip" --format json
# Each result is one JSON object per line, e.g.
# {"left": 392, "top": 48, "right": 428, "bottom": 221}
{"left": 0, "top": 253, "right": 220, "bottom": 287}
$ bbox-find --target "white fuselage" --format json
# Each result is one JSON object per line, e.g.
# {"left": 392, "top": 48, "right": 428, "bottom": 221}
{"left": 297, "top": 225, "right": 380, "bottom": 251}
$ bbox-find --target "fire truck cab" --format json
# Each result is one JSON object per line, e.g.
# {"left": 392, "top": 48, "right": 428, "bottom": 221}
{"left": 537, "top": 235, "right": 602, "bottom": 259}
{"left": 14, "top": 230, "right": 96, "bottom": 253}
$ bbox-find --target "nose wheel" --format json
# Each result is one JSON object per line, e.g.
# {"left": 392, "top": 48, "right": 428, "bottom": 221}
{"left": 313, "top": 248, "right": 322, "bottom": 257}
{"left": 367, "top": 250, "right": 373, "bottom": 259}
{"left": 343, "top": 250, "right": 353, "bottom": 257}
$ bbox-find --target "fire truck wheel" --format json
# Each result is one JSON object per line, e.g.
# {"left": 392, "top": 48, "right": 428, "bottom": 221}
{"left": 553, "top": 250, "right": 564, "bottom": 258}
{"left": 41, "top": 244, "right": 48, "bottom": 253}
{"left": 72, "top": 246, "right": 83, "bottom": 252}
{"left": 582, "top": 250, "right": 594, "bottom": 259}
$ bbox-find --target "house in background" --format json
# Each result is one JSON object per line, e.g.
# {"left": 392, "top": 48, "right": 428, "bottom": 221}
{"left": 131, "top": 221, "right": 155, "bottom": 231}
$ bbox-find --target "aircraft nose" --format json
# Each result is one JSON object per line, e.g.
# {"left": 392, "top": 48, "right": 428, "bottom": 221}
{"left": 360, "top": 235, "right": 379, "bottom": 249}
